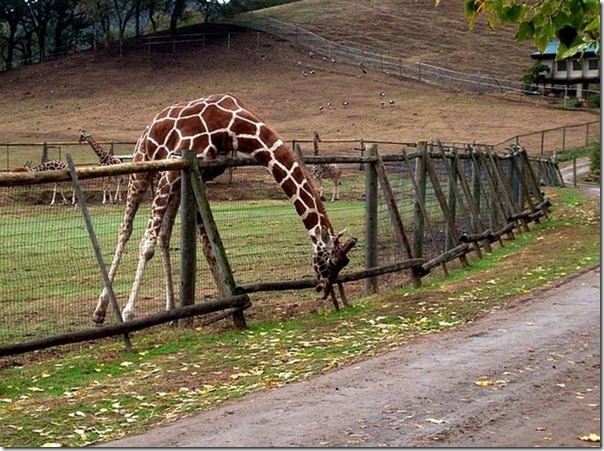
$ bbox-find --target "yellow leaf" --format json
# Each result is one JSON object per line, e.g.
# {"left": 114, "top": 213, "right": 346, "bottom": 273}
{"left": 578, "top": 433, "right": 600, "bottom": 442}
{"left": 41, "top": 443, "right": 62, "bottom": 447}
{"left": 41, "top": 371, "right": 52, "bottom": 378}
{"left": 28, "top": 387, "right": 44, "bottom": 392}
{"left": 474, "top": 380, "right": 494, "bottom": 387}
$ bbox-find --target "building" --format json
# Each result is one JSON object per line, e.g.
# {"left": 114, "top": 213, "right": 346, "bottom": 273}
{"left": 530, "top": 40, "right": 600, "bottom": 99}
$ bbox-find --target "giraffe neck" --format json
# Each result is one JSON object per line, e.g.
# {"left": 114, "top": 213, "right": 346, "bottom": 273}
{"left": 141, "top": 94, "right": 343, "bottom": 284}
{"left": 252, "top": 140, "right": 337, "bottom": 281}
{"left": 84, "top": 134, "right": 113, "bottom": 165}
{"left": 313, "top": 132, "right": 321, "bottom": 156}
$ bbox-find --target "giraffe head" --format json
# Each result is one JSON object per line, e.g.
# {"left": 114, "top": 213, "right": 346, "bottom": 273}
{"left": 313, "top": 228, "right": 357, "bottom": 299}
{"left": 78, "top": 130, "right": 92, "bottom": 143}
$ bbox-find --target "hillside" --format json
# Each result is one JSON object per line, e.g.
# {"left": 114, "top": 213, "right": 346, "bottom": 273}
{"left": 246, "top": 0, "right": 537, "bottom": 81}
{"left": 0, "top": 3, "right": 597, "bottom": 152}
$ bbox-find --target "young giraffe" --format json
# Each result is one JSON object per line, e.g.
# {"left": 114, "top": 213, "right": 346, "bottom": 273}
{"left": 11, "top": 160, "right": 75, "bottom": 205}
{"left": 79, "top": 130, "right": 124, "bottom": 204}
{"left": 93, "top": 93, "right": 354, "bottom": 324}
{"left": 309, "top": 131, "right": 342, "bottom": 202}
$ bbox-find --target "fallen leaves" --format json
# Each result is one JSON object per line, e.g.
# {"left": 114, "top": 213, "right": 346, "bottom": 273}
{"left": 578, "top": 433, "right": 600, "bottom": 443}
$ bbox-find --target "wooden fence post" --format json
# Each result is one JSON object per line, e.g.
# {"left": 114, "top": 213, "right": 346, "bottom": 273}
{"left": 412, "top": 143, "right": 427, "bottom": 262}
{"left": 508, "top": 149, "right": 538, "bottom": 221}
{"left": 180, "top": 151, "right": 197, "bottom": 325}
{"left": 423, "top": 145, "right": 469, "bottom": 268}
{"left": 374, "top": 154, "right": 422, "bottom": 287}
{"left": 404, "top": 146, "right": 449, "bottom": 277}
{"left": 452, "top": 149, "right": 492, "bottom": 253}
{"left": 365, "top": 144, "right": 379, "bottom": 294}
{"left": 487, "top": 150, "right": 530, "bottom": 233}
{"left": 437, "top": 142, "right": 482, "bottom": 258}
{"left": 189, "top": 161, "right": 246, "bottom": 329}
{"left": 65, "top": 154, "right": 132, "bottom": 352}
{"left": 42, "top": 141, "right": 48, "bottom": 163}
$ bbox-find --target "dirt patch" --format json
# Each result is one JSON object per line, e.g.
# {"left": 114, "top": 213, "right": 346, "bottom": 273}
{"left": 0, "top": 22, "right": 597, "bottom": 148}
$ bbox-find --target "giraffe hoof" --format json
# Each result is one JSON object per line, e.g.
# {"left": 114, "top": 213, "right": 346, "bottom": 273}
{"left": 122, "top": 310, "right": 135, "bottom": 322}
{"left": 92, "top": 310, "right": 106, "bottom": 325}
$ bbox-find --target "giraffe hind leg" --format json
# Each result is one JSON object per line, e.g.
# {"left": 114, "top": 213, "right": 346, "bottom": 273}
{"left": 197, "top": 216, "right": 228, "bottom": 299}
{"left": 93, "top": 173, "right": 151, "bottom": 324}
{"left": 120, "top": 172, "right": 179, "bottom": 322}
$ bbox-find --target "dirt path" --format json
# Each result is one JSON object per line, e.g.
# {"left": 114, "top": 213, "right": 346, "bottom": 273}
{"left": 102, "top": 265, "right": 600, "bottom": 447}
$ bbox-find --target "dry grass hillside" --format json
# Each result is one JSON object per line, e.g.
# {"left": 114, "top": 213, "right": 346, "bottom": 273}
{"left": 0, "top": 1, "right": 597, "bottom": 150}
{"left": 247, "top": 0, "right": 537, "bottom": 80}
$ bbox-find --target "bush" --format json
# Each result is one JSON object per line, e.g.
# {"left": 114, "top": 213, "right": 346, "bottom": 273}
{"left": 588, "top": 140, "right": 600, "bottom": 176}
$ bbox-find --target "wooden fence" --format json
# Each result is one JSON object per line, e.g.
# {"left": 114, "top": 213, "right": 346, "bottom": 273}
{"left": 0, "top": 141, "right": 560, "bottom": 356}
{"left": 1, "top": 119, "right": 598, "bottom": 172}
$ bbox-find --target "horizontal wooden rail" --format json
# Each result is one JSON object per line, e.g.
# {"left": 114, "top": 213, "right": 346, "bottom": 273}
{"left": 0, "top": 158, "right": 191, "bottom": 187}
{"left": 239, "top": 258, "right": 426, "bottom": 294}
{"left": 0, "top": 294, "right": 251, "bottom": 357}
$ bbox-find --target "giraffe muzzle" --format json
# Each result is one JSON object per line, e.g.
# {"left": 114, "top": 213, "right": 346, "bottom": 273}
{"left": 317, "top": 236, "right": 357, "bottom": 299}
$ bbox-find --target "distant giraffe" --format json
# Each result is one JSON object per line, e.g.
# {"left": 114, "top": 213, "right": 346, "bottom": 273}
{"left": 11, "top": 160, "right": 75, "bottom": 205}
{"left": 79, "top": 130, "right": 124, "bottom": 204}
{"left": 309, "top": 131, "right": 341, "bottom": 202}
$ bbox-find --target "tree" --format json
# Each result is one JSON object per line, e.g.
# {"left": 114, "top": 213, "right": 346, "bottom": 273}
{"left": 520, "top": 62, "right": 550, "bottom": 93}
{"left": 439, "top": 0, "right": 600, "bottom": 59}
{"left": 0, "top": 0, "right": 28, "bottom": 69}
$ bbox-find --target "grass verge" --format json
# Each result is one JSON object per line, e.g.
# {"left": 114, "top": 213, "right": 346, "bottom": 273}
{"left": 0, "top": 186, "right": 600, "bottom": 447}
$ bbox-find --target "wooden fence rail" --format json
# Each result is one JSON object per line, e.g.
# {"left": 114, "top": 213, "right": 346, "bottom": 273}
{"left": 0, "top": 141, "right": 559, "bottom": 355}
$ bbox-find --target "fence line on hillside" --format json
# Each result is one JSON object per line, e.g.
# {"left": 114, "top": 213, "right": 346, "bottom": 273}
{"left": 0, "top": 141, "right": 558, "bottom": 356}
{"left": 225, "top": 15, "right": 601, "bottom": 100}
{"left": 4, "top": 16, "right": 600, "bottom": 102}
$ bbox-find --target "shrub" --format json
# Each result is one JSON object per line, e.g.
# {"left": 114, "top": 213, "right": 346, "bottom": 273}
{"left": 588, "top": 140, "right": 600, "bottom": 176}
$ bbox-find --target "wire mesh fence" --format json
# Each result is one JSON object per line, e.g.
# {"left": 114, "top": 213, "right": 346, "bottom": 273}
{"left": 0, "top": 142, "right": 558, "bottom": 356}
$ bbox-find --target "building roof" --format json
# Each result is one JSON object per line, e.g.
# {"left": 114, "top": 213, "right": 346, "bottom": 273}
{"left": 531, "top": 40, "right": 599, "bottom": 59}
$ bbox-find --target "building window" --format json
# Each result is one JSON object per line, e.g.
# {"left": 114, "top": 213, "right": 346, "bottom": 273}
{"left": 572, "top": 60, "right": 582, "bottom": 71}
{"left": 556, "top": 60, "right": 567, "bottom": 72}
{"left": 588, "top": 58, "right": 599, "bottom": 71}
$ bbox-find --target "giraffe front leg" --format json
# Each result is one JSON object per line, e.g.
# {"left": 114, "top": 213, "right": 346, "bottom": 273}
{"left": 122, "top": 232, "right": 157, "bottom": 322}
{"left": 93, "top": 174, "right": 150, "bottom": 324}
{"left": 158, "top": 196, "right": 180, "bottom": 312}
{"left": 50, "top": 184, "right": 58, "bottom": 206}
{"left": 332, "top": 179, "right": 340, "bottom": 202}
{"left": 102, "top": 177, "right": 111, "bottom": 204}
{"left": 114, "top": 177, "right": 123, "bottom": 203}
{"left": 93, "top": 289, "right": 111, "bottom": 325}
{"left": 122, "top": 172, "right": 177, "bottom": 321}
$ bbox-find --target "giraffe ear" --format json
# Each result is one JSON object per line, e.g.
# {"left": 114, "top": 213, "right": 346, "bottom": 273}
{"left": 320, "top": 226, "right": 330, "bottom": 243}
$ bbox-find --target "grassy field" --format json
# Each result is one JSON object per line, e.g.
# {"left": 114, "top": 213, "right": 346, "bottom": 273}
{"left": 0, "top": 185, "right": 599, "bottom": 447}
{"left": 0, "top": 169, "right": 374, "bottom": 344}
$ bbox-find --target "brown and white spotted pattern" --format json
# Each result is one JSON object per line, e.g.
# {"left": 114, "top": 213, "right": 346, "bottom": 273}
{"left": 12, "top": 160, "right": 75, "bottom": 205}
{"left": 309, "top": 131, "right": 342, "bottom": 202}
{"left": 79, "top": 130, "right": 124, "bottom": 204}
{"left": 93, "top": 93, "right": 353, "bottom": 324}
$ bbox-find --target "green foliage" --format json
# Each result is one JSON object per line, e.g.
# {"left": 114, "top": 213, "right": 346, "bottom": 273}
{"left": 588, "top": 140, "right": 600, "bottom": 176}
{"left": 520, "top": 62, "right": 550, "bottom": 92}
{"left": 458, "top": 0, "right": 600, "bottom": 59}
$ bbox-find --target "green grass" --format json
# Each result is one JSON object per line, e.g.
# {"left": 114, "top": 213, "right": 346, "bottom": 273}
{"left": 0, "top": 186, "right": 599, "bottom": 447}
